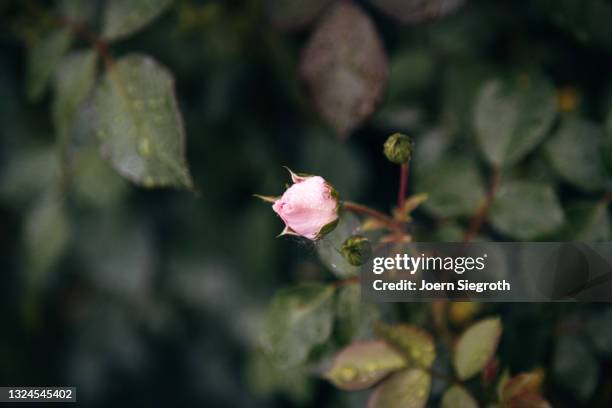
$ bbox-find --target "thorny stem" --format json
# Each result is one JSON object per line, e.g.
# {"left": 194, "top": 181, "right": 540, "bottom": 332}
{"left": 342, "top": 201, "right": 401, "bottom": 233}
{"left": 463, "top": 166, "right": 501, "bottom": 242}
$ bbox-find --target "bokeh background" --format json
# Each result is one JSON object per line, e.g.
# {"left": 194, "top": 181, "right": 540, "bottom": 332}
{"left": 1, "top": 0, "right": 611, "bottom": 407}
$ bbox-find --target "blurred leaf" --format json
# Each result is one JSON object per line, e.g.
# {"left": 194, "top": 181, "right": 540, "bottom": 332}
{"left": 414, "top": 153, "right": 485, "bottom": 218}
{"left": 553, "top": 336, "right": 598, "bottom": 401}
{"left": 94, "top": 54, "right": 193, "bottom": 189}
{"left": 53, "top": 49, "right": 98, "bottom": 144}
{"left": 587, "top": 307, "right": 612, "bottom": 359}
{"left": 368, "top": 0, "right": 465, "bottom": 24}
{"left": 71, "top": 149, "right": 129, "bottom": 208}
{"left": 335, "top": 283, "right": 379, "bottom": 344}
{"left": 385, "top": 49, "right": 435, "bottom": 102}
{"left": 246, "top": 349, "right": 313, "bottom": 404}
{"left": 76, "top": 215, "right": 154, "bottom": 300}
{"left": 24, "top": 193, "right": 70, "bottom": 289}
{"left": 449, "top": 301, "right": 481, "bottom": 326}
{"left": 538, "top": 0, "right": 612, "bottom": 47}
{"left": 453, "top": 317, "right": 502, "bottom": 380}
{"left": 428, "top": 222, "right": 464, "bottom": 242}
{"left": 441, "top": 385, "right": 478, "bottom": 408}
{"left": 317, "top": 212, "right": 361, "bottom": 278}
{"left": 0, "top": 146, "right": 59, "bottom": 207}
{"left": 374, "top": 323, "right": 436, "bottom": 368}
{"left": 264, "top": 0, "right": 332, "bottom": 30}
{"left": 26, "top": 29, "right": 72, "bottom": 102}
{"left": 299, "top": 130, "right": 368, "bottom": 199}
{"left": 57, "top": 0, "right": 97, "bottom": 24}
{"left": 489, "top": 181, "right": 564, "bottom": 240}
{"left": 367, "top": 368, "right": 430, "bottom": 408}
{"left": 414, "top": 127, "right": 454, "bottom": 169}
{"left": 325, "top": 340, "right": 406, "bottom": 390}
{"left": 300, "top": 1, "right": 387, "bottom": 138}
{"left": 560, "top": 201, "right": 610, "bottom": 241}
{"left": 500, "top": 370, "right": 548, "bottom": 407}
{"left": 544, "top": 117, "right": 608, "bottom": 192}
{"left": 474, "top": 75, "right": 557, "bottom": 168}
{"left": 442, "top": 62, "right": 490, "bottom": 131}
{"left": 260, "top": 283, "right": 334, "bottom": 368}
{"left": 102, "top": 0, "right": 173, "bottom": 41}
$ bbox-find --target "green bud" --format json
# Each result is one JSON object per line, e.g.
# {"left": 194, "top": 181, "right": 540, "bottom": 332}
{"left": 383, "top": 133, "right": 413, "bottom": 164}
{"left": 341, "top": 235, "right": 372, "bottom": 266}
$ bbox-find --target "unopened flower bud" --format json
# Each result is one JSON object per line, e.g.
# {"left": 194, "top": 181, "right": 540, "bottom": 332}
{"left": 271, "top": 169, "right": 339, "bottom": 240}
{"left": 383, "top": 133, "right": 413, "bottom": 164}
{"left": 341, "top": 235, "right": 372, "bottom": 266}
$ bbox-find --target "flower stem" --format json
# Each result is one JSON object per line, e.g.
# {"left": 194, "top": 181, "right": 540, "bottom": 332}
{"left": 397, "top": 163, "right": 409, "bottom": 217}
{"left": 342, "top": 201, "right": 400, "bottom": 232}
{"left": 332, "top": 276, "right": 359, "bottom": 289}
{"left": 463, "top": 166, "right": 501, "bottom": 242}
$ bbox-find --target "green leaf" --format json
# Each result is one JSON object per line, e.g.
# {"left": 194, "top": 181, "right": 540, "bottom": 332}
{"left": 374, "top": 323, "right": 436, "bottom": 368}
{"left": 544, "top": 117, "right": 608, "bottom": 192}
{"left": 553, "top": 336, "right": 598, "bottom": 401}
{"left": 75, "top": 214, "right": 153, "bottom": 299}
{"left": 474, "top": 75, "right": 557, "bottom": 167}
{"left": 441, "top": 385, "right": 478, "bottom": 408}
{"left": 335, "top": 283, "right": 379, "bottom": 344}
{"left": 415, "top": 153, "right": 485, "bottom": 218}
{"left": 246, "top": 349, "right": 313, "bottom": 404}
{"left": 24, "top": 193, "right": 70, "bottom": 289}
{"left": 368, "top": 0, "right": 465, "bottom": 24}
{"left": 560, "top": 201, "right": 610, "bottom": 241}
{"left": 57, "top": 0, "right": 96, "bottom": 24}
{"left": 300, "top": 1, "right": 387, "bottom": 138}
{"left": 537, "top": 0, "right": 612, "bottom": 48}
{"left": 26, "top": 29, "right": 72, "bottom": 102}
{"left": 489, "top": 181, "right": 564, "bottom": 240}
{"left": 317, "top": 212, "right": 361, "bottom": 278}
{"left": 71, "top": 149, "right": 129, "bottom": 209}
{"left": 325, "top": 340, "right": 407, "bottom": 390}
{"left": 385, "top": 49, "right": 435, "bottom": 101}
{"left": 300, "top": 130, "right": 368, "bottom": 199}
{"left": 260, "top": 283, "right": 334, "bottom": 368}
{"left": 367, "top": 368, "right": 431, "bottom": 408}
{"left": 0, "top": 146, "right": 59, "bottom": 207}
{"left": 453, "top": 317, "right": 502, "bottom": 380}
{"left": 102, "top": 0, "right": 173, "bottom": 41}
{"left": 264, "top": 0, "right": 332, "bottom": 30}
{"left": 53, "top": 49, "right": 98, "bottom": 143}
{"left": 93, "top": 54, "right": 193, "bottom": 189}
{"left": 442, "top": 63, "right": 490, "bottom": 131}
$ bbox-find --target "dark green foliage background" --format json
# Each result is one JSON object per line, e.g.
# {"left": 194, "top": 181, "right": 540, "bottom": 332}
{"left": 0, "top": 0, "right": 611, "bottom": 407}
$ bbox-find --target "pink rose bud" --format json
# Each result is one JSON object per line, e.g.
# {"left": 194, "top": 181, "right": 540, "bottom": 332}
{"left": 272, "top": 170, "right": 339, "bottom": 240}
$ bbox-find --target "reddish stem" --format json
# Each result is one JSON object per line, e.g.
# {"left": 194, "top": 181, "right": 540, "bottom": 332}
{"left": 397, "top": 163, "right": 409, "bottom": 217}
{"left": 343, "top": 201, "right": 400, "bottom": 232}
{"left": 57, "top": 16, "right": 114, "bottom": 69}
{"left": 463, "top": 166, "right": 501, "bottom": 242}
{"left": 332, "top": 276, "right": 359, "bottom": 289}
